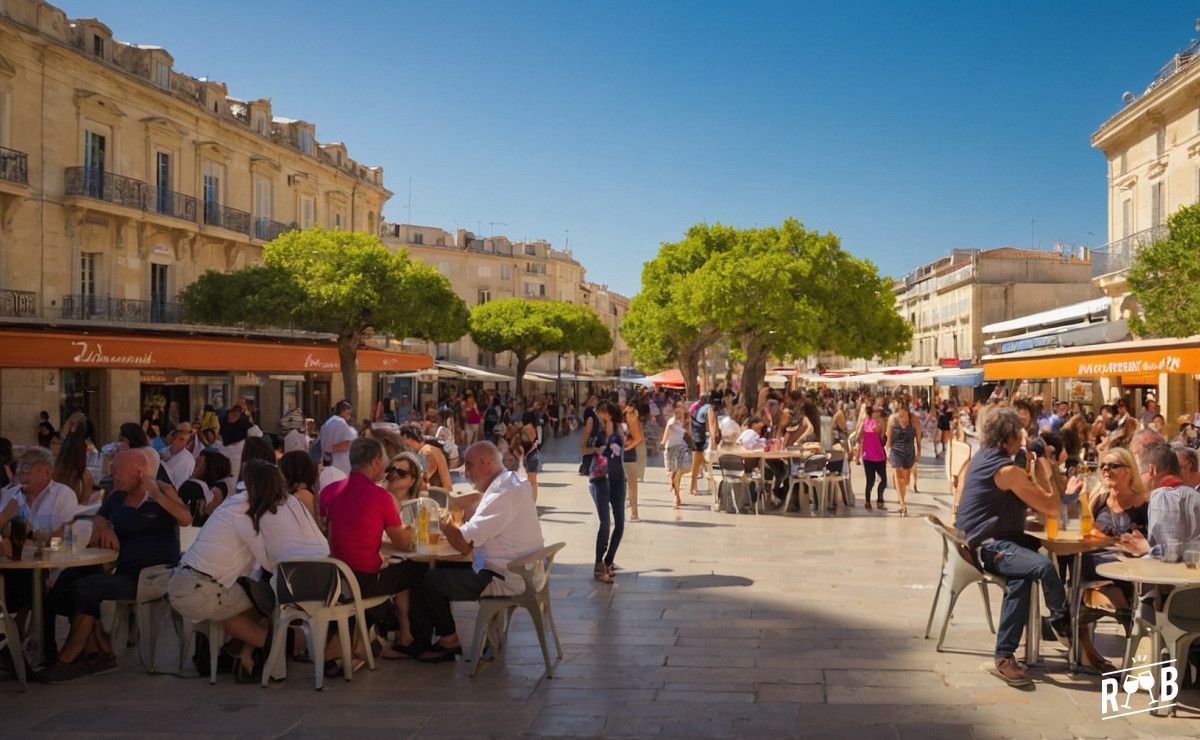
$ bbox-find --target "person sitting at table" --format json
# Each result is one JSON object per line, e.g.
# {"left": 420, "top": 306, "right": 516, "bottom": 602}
{"left": 1173, "top": 444, "right": 1200, "bottom": 489}
{"left": 409, "top": 441, "right": 544, "bottom": 662}
{"left": 38, "top": 448, "right": 191, "bottom": 682}
{"left": 319, "top": 437, "right": 422, "bottom": 673}
{"left": 162, "top": 424, "right": 198, "bottom": 491}
{"left": 278, "top": 450, "right": 321, "bottom": 525}
{"left": 954, "top": 406, "right": 1072, "bottom": 688}
{"left": 385, "top": 451, "right": 423, "bottom": 514}
{"left": 399, "top": 422, "right": 451, "bottom": 491}
{"left": 1117, "top": 441, "right": 1200, "bottom": 559}
{"left": 1071, "top": 447, "right": 1147, "bottom": 673}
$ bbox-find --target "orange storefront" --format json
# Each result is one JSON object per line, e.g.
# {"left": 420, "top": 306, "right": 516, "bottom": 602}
{"left": 0, "top": 328, "right": 432, "bottom": 444}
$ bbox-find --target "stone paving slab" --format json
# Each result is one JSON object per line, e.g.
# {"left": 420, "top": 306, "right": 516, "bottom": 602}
{"left": 3, "top": 432, "right": 1197, "bottom": 736}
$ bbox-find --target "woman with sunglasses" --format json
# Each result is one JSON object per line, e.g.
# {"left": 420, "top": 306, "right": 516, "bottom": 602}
{"left": 857, "top": 406, "right": 888, "bottom": 511}
{"left": 1076, "top": 447, "right": 1147, "bottom": 672}
{"left": 378, "top": 451, "right": 424, "bottom": 658}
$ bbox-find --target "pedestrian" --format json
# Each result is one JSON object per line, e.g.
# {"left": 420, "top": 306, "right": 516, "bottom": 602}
{"left": 661, "top": 404, "right": 689, "bottom": 509}
{"left": 587, "top": 401, "right": 626, "bottom": 583}
{"left": 857, "top": 406, "right": 888, "bottom": 511}
{"left": 463, "top": 391, "right": 482, "bottom": 445}
{"left": 886, "top": 404, "right": 919, "bottom": 517}
{"left": 621, "top": 397, "right": 645, "bottom": 521}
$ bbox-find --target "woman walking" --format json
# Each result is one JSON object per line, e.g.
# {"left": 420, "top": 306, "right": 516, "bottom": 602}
{"left": 463, "top": 391, "right": 482, "bottom": 445}
{"left": 621, "top": 398, "right": 645, "bottom": 521}
{"left": 857, "top": 406, "right": 888, "bottom": 511}
{"left": 886, "top": 404, "right": 920, "bottom": 516}
{"left": 588, "top": 401, "right": 626, "bottom": 583}
{"left": 661, "top": 405, "right": 689, "bottom": 509}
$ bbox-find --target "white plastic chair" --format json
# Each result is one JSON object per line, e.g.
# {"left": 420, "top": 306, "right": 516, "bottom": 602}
{"left": 0, "top": 585, "right": 27, "bottom": 690}
{"left": 1122, "top": 585, "right": 1200, "bottom": 716}
{"left": 716, "top": 454, "right": 756, "bottom": 514}
{"left": 923, "top": 515, "right": 1004, "bottom": 651}
{"left": 466, "top": 542, "right": 565, "bottom": 679}
{"left": 106, "top": 563, "right": 175, "bottom": 672}
{"left": 259, "top": 557, "right": 390, "bottom": 690}
{"left": 793, "top": 454, "right": 831, "bottom": 515}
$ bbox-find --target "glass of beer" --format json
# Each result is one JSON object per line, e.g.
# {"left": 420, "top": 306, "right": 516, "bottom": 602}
{"left": 1045, "top": 516, "right": 1058, "bottom": 540}
{"left": 450, "top": 508, "right": 464, "bottom": 526}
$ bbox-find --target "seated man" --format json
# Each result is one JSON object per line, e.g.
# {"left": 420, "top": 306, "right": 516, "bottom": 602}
{"left": 1, "top": 447, "right": 81, "bottom": 620}
{"left": 39, "top": 448, "right": 191, "bottom": 682}
{"left": 1118, "top": 441, "right": 1200, "bottom": 558}
{"left": 409, "top": 441, "right": 544, "bottom": 663}
{"left": 955, "top": 407, "right": 1070, "bottom": 688}
{"left": 162, "top": 424, "right": 198, "bottom": 491}
{"left": 319, "top": 437, "right": 421, "bottom": 671}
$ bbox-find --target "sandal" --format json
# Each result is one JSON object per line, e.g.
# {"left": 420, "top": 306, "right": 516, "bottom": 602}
{"left": 864, "top": 501, "right": 873, "bottom": 512}
{"left": 593, "top": 562, "right": 613, "bottom": 584}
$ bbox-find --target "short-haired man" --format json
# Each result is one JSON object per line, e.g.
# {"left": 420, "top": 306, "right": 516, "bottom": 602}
{"left": 162, "top": 424, "right": 197, "bottom": 491}
{"left": 1047, "top": 401, "right": 1069, "bottom": 434}
{"left": 319, "top": 400, "right": 357, "bottom": 475}
{"left": 38, "top": 448, "right": 191, "bottom": 682}
{"left": 1119, "top": 441, "right": 1200, "bottom": 559}
{"left": 1173, "top": 443, "right": 1200, "bottom": 489}
{"left": 409, "top": 441, "right": 543, "bottom": 663}
{"left": 955, "top": 407, "right": 1072, "bottom": 687}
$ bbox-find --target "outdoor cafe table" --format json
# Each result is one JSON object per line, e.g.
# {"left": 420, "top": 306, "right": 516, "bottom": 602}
{"left": 0, "top": 546, "right": 118, "bottom": 665}
{"left": 1023, "top": 530, "right": 1113, "bottom": 671}
{"left": 727, "top": 446, "right": 828, "bottom": 512}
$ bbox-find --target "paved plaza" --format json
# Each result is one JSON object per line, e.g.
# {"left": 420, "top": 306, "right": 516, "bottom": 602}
{"left": 5, "top": 434, "right": 1198, "bottom": 738}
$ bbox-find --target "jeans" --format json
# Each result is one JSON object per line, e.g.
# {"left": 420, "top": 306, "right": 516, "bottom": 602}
{"left": 44, "top": 565, "right": 137, "bottom": 664}
{"left": 979, "top": 537, "right": 1068, "bottom": 659}
{"left": 863, "top": 459, "right": 887, "bottom": 503}
{"left": 408, "top": 564, "right": 494, "bottom": 645}
{"left": 590, "top": 475, "right": 626, "bottom": 565}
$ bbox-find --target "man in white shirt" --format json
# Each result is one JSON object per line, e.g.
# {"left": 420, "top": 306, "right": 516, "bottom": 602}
{"left": 319, "top": 400, "right": 357, "bottom": 474}
{"left": 410, "top": 441, "right": 544, "bottom": 663}
{"left": 162, "top": 424, "right": 198, "bottom": 491}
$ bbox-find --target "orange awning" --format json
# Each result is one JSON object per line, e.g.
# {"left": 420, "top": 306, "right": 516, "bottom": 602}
{"left": 984, "top": 339, "right": 1200, "bottom": 381}
{"left": 0, "top": 329, "right": 430, "bottom": 373}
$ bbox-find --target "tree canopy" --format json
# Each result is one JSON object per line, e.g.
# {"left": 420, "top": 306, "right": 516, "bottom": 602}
{"left": 469, "top": 298, "right": 613, "bottom": 396}
{"left": 622, "top": 219, "right": 910, "bottom": 400}
{"left": 181, "top": 227, "right": 469, "bottom": 412}
{"left": 1128, "top": 204, "right": 1200, "bottom": 338}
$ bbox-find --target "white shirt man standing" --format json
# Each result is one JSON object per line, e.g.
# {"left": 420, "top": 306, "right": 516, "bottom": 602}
{"left": 319, "top": 400, "right": 357, "bottom": 475}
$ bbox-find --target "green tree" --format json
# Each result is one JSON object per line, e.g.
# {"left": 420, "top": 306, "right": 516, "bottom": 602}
{"left": 469, "top": 298, "right": 613, "bottom": 397}
{"left": 1128, "top": 204, "right": 1200, "bottom": 337}
{"left": 181, "top": 227, "right": 469, "bottom": 411}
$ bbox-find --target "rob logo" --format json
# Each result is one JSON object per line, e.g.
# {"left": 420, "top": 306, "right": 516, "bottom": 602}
{"left": 1100, "top": 657, "right": 1179, "bottom": 720}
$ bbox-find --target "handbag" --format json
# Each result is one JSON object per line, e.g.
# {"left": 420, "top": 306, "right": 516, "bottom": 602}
{"left": 622, "top": 447, "right": 637, "bottom": 463}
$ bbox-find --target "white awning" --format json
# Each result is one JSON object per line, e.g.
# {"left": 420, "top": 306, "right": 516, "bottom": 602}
{"left": 982, "top": 297, "right": 1111, "bottom": 335}
{"left": 435, "top": 361, "right": 513, "bottom": 382}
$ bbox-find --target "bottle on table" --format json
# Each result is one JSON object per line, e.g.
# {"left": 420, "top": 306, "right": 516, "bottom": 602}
{"left": 416, "top": 506, "right": 429, "bottom": 553}
{"left": 1079, "top": 494, "right": 1093, "bottom": 536}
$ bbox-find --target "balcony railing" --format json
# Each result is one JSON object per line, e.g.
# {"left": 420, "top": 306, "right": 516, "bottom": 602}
{"left": 61, "top": 294, "right": 183, "bottom": 324}
{"left": 203, "top": 201, "right": 252, "bottom": 235}
{"left": 253, "top": 217, "right": 295, "bottom": 241}
{"left": 1090, "top": 224, "right": 1169, "bottom": 278}
{"left": 0, "top": 146, "right": 28, "bottom": 185}
{"left": 151, "top": 186, "right": 198, "bottom": 223}
{"left": 65, "top": 166, "right": 149, "bottom": 211}
{"left": 0, "top": 289, "right": 36, "bottom": 317}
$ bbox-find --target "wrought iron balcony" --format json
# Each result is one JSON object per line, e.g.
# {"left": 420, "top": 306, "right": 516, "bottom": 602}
{"left": 253, "top": 217, "right": 296, "bottom": 241}
{"left": 0, "top": 146, "right": 28, "bottom": 184}
{"left": 1090, "top": 224, "right": 1169, "bottom": 278}
{"left": 203, "top": 201, "right": 251, "bottom": 235}
{"left": 0, "top": 289, "right": 36, "bottom": 317}
{"left": 65, "top": 166, "right": 149, "bottom": 211}
{"left": 61, "top": 294, "right": 183, "bottom": 324}
{"left": 151, "top": 186, "right": 198, "bottom": 223}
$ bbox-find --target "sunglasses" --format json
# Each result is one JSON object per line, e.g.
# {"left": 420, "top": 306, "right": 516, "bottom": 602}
{"left": 385, "top": 467, "right": 414, "bottom": 479}
{"left": 1099, "top": 462, "right": 1129, "bottom": 472}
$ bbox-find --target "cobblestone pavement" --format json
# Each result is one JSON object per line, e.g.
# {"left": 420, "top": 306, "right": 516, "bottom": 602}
{"left": 4, "top": 432, "right": 1197, "bottom": 738}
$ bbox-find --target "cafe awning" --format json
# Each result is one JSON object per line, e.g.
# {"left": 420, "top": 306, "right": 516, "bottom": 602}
{"left": 648, "top": 368, "right": 686, "bottom": 388}
{"left": 434, "top": 361, "right": 514, "bottom": 382}
{"left": 983, "top": 336, "right": 1200, "bottom": 381}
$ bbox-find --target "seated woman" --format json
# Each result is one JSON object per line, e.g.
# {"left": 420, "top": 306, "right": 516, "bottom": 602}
{"left": 399, "top": 423, "right": 450, "bottom": 491}
{"left": 1078, "top": 447, "right": 1148, "bottom": 672}
{"left": 379, "top": 451, "right": 423, "bottom": 657}
{"left": 176, "top": 449, "right": 231, "bottom": 527}
{"left": 278, "top": 450, "right": 320, "bottom": 525}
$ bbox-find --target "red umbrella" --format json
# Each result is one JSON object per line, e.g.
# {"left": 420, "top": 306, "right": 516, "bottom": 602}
{"left": 648, "top": 368, "right": 685, "bottom": 389}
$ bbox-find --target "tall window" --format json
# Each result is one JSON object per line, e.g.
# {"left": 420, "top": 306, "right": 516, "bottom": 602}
{"left": 155, "top": 152, "right": 171, "bottom": 214}
{"left": 299, "top": 130, "right": 314, "bottom": 155}
{"left": 154, "top": 62, "right": 170, "bottom": 90}
{"left": 1151, "top": 182, "right": 1165, "bottom": 227}
{"left": 500, "top": 264, "right": 512, "bottom": 280}
{"left": 477, "top": 289, "right": 491, "bottom": 305}
{"left": 84, "top": 130, "right": 105, "bottom": 197}
{"left": 254, "top": 178, "right": 272, "bottom": 239}
{"left": 1121, "top": 198, "right": 1132, "bottom": 238}
{"left": 411, "top": 232, "right": 424, "bottom": 244}
{"left": 300, "top": 196, "right": 315, "bottom": 229}
{"left": 150, "top": 264, "right": 169, "bottom": 322}
{"left": 203, "top": 161, "right": 222, "bottom": 225}
{"left": 255, "top": 114, "right": 266, "bottom": 134}
{"left": 80, "top": 253, "right": 97, "bottom": 313}
{"left": 92, "top": 35, "right": 104, "bottom": 58}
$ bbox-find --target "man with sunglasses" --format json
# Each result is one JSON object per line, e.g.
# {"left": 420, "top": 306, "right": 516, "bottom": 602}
{"left": 955, "top": 406, "right": 1072, "bottom": 688}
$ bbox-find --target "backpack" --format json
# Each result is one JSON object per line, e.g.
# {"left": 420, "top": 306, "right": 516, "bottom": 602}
{"left": 690, "top": 403, "right": 711, "bottom": 450}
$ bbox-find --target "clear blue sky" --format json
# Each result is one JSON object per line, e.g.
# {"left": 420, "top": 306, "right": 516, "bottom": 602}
{"left": 56, "top": 1, "right": 1199, "bottom": 296}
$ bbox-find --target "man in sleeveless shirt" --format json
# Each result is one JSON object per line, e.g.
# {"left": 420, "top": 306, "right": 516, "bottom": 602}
{"left": 955, "top": 407, "right": 1072, "bottom": 687}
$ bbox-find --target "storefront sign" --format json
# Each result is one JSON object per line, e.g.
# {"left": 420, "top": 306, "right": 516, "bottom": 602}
{"left": 985, "top": 343, "right": 1200, "bottom": 381}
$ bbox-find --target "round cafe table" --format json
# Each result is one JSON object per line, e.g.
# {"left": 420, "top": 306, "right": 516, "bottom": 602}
{"left": 1023, "top": 530, "right": 1113, "bottom": 671}
{"left": 383, "top": 540, "right": 473, "bottom": 566}
{"left": 0, "top": 546, "right": 118, "bottom": 665}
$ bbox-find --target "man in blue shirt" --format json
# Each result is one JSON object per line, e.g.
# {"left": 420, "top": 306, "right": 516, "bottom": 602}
{"left": 1047, "top": 400, "right": 1069, "bottom": 434}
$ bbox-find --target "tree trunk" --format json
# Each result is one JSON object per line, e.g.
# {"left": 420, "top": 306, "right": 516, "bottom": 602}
{"left": 338, "top": 334, "right": 360, "bottom": 420}
{"left": 515, "top": 353, "right": 539, "bottom": 402}
{"left": 739, "top": 334, "right": 770, "bottom": 408}
{"left": 679, "top": 346, "right": 702, "bottom": 401}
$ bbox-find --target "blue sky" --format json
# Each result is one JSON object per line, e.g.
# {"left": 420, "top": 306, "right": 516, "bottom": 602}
{"left": 56, "top": 1, "right": 1199, "bottom": 296}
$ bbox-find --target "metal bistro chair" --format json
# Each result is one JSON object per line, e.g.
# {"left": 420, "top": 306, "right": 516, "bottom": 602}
{"left": 824, "top": 448, "right": 851, "bottom": 509}
{"left": 793, "top": 454, "right": 831, "bottom": 515}
{"left": 466, "top": 542, "right": 566, "bottom": 679}
{"left": 260, "top": 557, "right": 390, "bottom": 690}
{"left": 716, "top": 454, "right": 757, "bottom": 514}
{"left": 923, "top": 514, "right": 1004, "bottom": 651}
{"left": 1122, "top": 585, "right": 1200, "bottom": 717}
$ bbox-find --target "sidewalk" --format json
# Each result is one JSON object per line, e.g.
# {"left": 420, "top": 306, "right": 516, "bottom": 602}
{"left": 4, "top": 431, "right": 1195, "bottom": 738}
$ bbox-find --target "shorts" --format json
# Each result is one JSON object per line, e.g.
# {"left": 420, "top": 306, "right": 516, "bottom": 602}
{"left": 665, "top": 444, "right": 690, "bottom": 472}
{"left": 524, "top": 448, "right": 542, "bottom": 474}
{"left": 168, "top": 566, "right": 254, "bottom": 623}
{"left": 889, "top": 450, "right": 915, "bottom": 470}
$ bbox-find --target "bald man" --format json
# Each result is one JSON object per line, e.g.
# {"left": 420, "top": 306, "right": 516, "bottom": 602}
{"left": 38, "top": 449, "right": 191, "bottom": 683}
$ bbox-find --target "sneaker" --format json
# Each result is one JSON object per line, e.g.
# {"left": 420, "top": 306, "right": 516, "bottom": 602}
{"left": 1050, "top": 614, "right": 1073, "bottom": 647}
{"left": 36, "top": 658, "right": 90, "bottom": 684}
{"left": 88, "top": 652, "right": 119, "bottom": 675}
{"left": 989, "top": 656, "right": 1033, "bottom": 687}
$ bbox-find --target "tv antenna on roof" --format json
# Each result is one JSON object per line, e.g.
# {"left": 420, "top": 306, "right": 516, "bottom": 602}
{"left": 489, "top": 221, "right": 507, "bottom": 236}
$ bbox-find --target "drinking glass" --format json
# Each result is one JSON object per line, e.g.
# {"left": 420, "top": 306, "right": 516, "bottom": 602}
{"left": 1162, "top": 538, "right": 1183, "bottom": 563}
{"left": 1184, "top": 549, "right": 1200, "bottom": 570}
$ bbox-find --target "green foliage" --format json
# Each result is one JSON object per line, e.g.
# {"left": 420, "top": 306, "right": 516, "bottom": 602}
{"left": 1129, "top": 204, "right": 1200, "bottom": 338}
{"left": 179, "top": 266, "right": 302, "bottom": 327}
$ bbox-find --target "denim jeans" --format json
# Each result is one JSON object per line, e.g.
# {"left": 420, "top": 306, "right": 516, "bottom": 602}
{"left": 979, "top": 537, "right": 1068, "bottom": 659}
{"left": 590, "top": 476, "right": 626, "bottom": 565}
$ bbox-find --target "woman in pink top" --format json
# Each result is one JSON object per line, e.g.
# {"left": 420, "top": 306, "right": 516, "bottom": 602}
{"left": 858, "top": 406, "right": 888, "bottom": 511}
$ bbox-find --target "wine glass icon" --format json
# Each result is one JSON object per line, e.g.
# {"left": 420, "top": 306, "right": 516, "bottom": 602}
{"left": 1138, "top": 669, "right": 1158, "bottom": 704}
{"left": 1121, "top": 673, "right": 1140, "bottom": 709}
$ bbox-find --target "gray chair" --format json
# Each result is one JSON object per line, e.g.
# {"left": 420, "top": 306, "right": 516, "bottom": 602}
{"left": 1122, "top": 585, "right": 1200, "bottom": 716}
{"left": 923, "top": 515, "right": 1003, "bottom": 651}
{"left": 716, "top": 454, "right": 756, "bottom": 514}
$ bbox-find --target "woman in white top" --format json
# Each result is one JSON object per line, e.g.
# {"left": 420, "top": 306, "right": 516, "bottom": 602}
{"left": 660, "top": 405, "right": 690, "bottom": 509}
